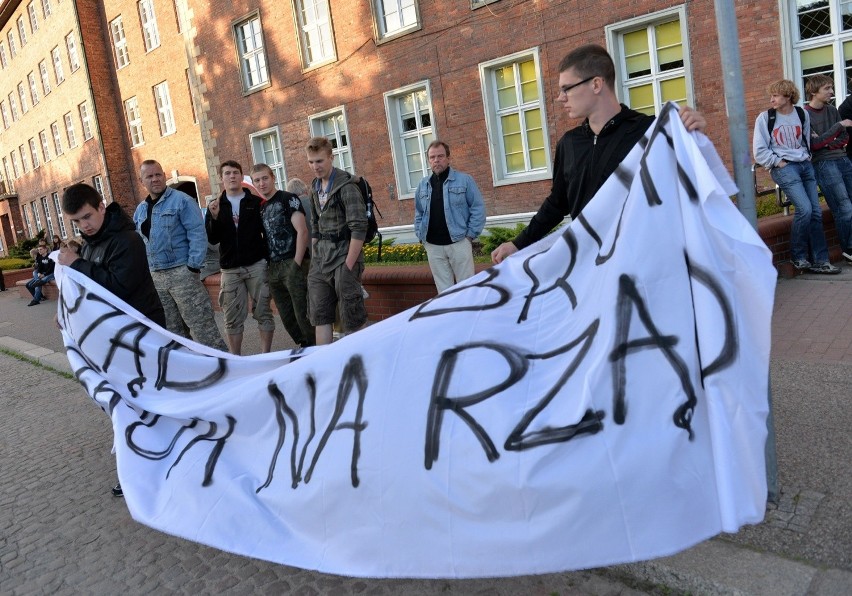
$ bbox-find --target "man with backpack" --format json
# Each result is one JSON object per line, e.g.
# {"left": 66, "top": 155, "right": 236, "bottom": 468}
{"left": 414, "top": 140, "right": 485, "bottom": 292}
{"left": 753, "top": 79, "right": 840, "bottom": 274}
{"left": 251, "top": 163, "right": 315, "bottom": 348}
{"left": 305, "top": 137, "right": 368, "bottom": 345}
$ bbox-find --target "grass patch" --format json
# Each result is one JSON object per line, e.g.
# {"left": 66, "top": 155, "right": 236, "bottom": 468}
{"left": 0, "top": 347, "right": 74, "bottom": 380}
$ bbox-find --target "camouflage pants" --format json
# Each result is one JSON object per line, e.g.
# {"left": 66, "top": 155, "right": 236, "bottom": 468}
{"left": 151, "top": 266, "right": 227, "bottom": 351}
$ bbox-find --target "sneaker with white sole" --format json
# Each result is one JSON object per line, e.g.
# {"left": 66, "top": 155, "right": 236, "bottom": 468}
{"left": 792, "top": 259, "right": 812, "bottom": 270}
{"left": 809, "top": 262, "right": 841, "bottom": 274}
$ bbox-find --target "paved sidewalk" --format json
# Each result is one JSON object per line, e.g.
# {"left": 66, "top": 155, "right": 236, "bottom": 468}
{"left": 0, "top": 269, "right": 850, "bottom": 595}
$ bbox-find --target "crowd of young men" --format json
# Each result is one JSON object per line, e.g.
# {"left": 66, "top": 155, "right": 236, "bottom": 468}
{"left": 55, "top": 42, "right": 852, "bottom": 366}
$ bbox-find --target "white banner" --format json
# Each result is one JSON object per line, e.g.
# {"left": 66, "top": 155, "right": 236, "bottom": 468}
{"left": 57, "top": 104, "right": 775, "bottom": 578}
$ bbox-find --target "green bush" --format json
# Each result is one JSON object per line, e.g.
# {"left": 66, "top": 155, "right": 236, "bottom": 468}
{"left": 0, "top": 258, "right": 31, "bottom": 270}
{"left": 8, "top": 230, "right": 46, "bottom": 261}
{"left": 480, "top": 223, "right": 527, "bottom": 255}
{"left": 755, "top": 194, "right": 786, "bottom": 218}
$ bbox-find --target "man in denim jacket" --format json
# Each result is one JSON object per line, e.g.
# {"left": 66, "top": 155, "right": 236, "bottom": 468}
{"left": 414, "top": 141, "right": 485, "bottom": 292}
{"left": 133, "top": 160, "right": 227, "bottom": 350}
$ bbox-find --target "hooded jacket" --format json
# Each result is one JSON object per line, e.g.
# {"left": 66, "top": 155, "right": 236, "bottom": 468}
{"left": 514, "top": 105, "right": 653, "bottom": 249}
{"left": 73, "top": 202, "right": 166, "bottom": 326}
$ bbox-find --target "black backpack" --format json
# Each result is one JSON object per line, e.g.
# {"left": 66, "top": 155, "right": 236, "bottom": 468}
{"left": 350, "top": 176, "right": 382, "bottom": 244}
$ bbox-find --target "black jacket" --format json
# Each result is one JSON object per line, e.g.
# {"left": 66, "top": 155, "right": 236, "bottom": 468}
{"left": 205, "top": 189, "right": 268, "bottom": 269}
{"left": 73, "top": 202, "right": 166, "bottom": 327}
{"left": 35, "top": 252, "right": 55, "bottom": 276}
{"left": 514, "top": 106, "right": 653, "bottom": 249}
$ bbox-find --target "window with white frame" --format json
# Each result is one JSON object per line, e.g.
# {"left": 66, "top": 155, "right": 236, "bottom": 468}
{"left": 79, "top": 101, "right": 93, "bottom": 140}
{"left": 28, "top": 72, "right": 39, "bottom": 105}
{"left": 787, "top": 0, "right": 852, "bottom": 98}
{"left": 8, "top": 31, "right": 17, "bottom": 57}
{"left": 294, "top": 0, "right": 336, "bottom": 68}
{"left": 249, "top": 128, "right": 286, "bottom": 188}
{"left": 11, "top": 151, "right": 21, "bottom": 178}
{"left": 64, "top": 112, "right": 77, "bottom": 147}
{"left": 384, "top": 82, "right": 434, "bottom": 197}
{"left": 29, "top": 138, "right": 39, "bottom": 169}
{"left": 110, "top": 16, "right": 130, "bottom": 68}
{"left": 310, "top": 107, "right": 353, "bottom": 173}
{"left": 23, "top": 204, "right": 33, "bottom": 236}
{"left": 66, "top": 32, "right": 80, "bottom": 71}
{"left": 2, "top": 157, "right": 11, "bottom": 183}
{"left": 471, "top": 0, "right": 500, "bottom": 8}
{"left": 372, "top": 0, "right": 420, "bottom": 40}
{"left": 42, "top": 0, "right": 52, "bottom": 19}
{"left": 0, "top": 42, "right": 7, "bottom": 68}
{"left": 51, "top": 121, "right": 62, "bottom": 155}
{"left": 39, "top": 60, "right": 51, "bottom": 95}
{"left": 20, "top": 145, "right": 30, "bottom": 173}
{"left": 234, "top": 14, "right": 269, "bottom": 92}
{"left": 173, "top": 0, "right": 184, "bottom": 32}
{"left": 39, "top": 130, "right": 50, "bottom": 162}
{"left": 0, "top": 101, "right": 9, "bottom": 129}
{"left": 8, "top": 93, "right": 19, "bottom": 121}
{"left": 28, "top": 3, "right": 39, "bottom": 33}
{"left": 607, "top": 7, "right": 690, "bottom": 116}
{"left": 31, "top": 202, "right": 41, "bottom": 232}
{"left": 153, "top": 82, "right": 176, "bottom": 135}
{"left": 125, "top": 96, "right": 144, "bottom": 146}
{"left": 52, "top": 46, "right": 64, "bottom": 84}
{"left": 185, "top": 69, "right": 197, "bottom": 123}
{"left": 41, "top": 196, "right": 54, "bottom": 237}
{"left": 18, "top": 83, "right": 28, "bottom": 114}
{"left": 93, "top": 175, "right": 105, "bottom": 199}
{"left": 17, "top": 17, "right": 27, "bottom": 46}
{"left": 138, "top": 0, "right": 161, "bottom": 52}
{"left": 52, "top": 192, "right": 67, "bottom": 238}
{"left": 479, "top": 49, "right": 551, "bottom": 185}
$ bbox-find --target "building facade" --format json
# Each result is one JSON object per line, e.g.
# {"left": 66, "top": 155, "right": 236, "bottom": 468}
{"left": 2, "top": 0, "right": 851, "bottom": 255}
{"left": 0, "top": 0, "right": 205, "bottom": 255}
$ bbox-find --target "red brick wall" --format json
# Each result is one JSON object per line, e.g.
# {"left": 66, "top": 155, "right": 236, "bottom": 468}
{"left": 192, "top": 0, "right": 785, "bottom": 229}
{"left": 101, "top": 0, "right": 211, "bottom": 205}
{"left": 0, "top": 0, "right": 107, "bottom": 240}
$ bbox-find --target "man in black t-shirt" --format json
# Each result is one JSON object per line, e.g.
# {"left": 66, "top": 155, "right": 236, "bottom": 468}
{"left": 252, "top": 163, "right": 314, "bottom": 348}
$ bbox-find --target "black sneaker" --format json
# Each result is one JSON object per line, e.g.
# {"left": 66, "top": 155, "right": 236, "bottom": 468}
{"left": 843, "top": 251, "right": 852, "bottom": 265}
{"left": 27, "top": 299, "right": 40, "bottom": 306}
{"left": 111, "top": 483, "right": 123, "bottom": 498}
{"left": 792, "top": 259, "right": 812, "bottom": 270}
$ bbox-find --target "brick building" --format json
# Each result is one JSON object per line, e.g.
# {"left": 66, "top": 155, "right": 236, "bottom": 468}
{"left": 0, "top": 0, "right": 205, "bottom": 255}
{"left": 2, "top": 0, "right": 851, "bottom": 254}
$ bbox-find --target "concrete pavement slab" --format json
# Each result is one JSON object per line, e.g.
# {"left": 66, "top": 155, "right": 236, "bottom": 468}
{"left": 1, "top": 272, "right": 850, "bottom": 594}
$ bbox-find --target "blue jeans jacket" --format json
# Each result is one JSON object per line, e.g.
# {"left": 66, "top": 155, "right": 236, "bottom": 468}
{"left": 414, "top": 168, "right": 486, "bottom": 243}
{"left": 133, "top": 187, "right": 207, "bottom": 270}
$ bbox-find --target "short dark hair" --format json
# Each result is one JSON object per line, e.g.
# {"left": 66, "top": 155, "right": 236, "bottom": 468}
{"left": 558, "top": 44, "right": 616, "bottom": 90}
{"left": 427, "top": 140, "right": 451, "bottom": 158}
{"left": 805, "top": 74, "right": 833, "bottom": 100}
{"left": 62, "top": 183, "right": 102, "bottom": 215}
{"left": 306, "top": 136, "right": 333, "bottom": 156}
{"left": 219, "top": 160, "right": 243, "bottom": 176}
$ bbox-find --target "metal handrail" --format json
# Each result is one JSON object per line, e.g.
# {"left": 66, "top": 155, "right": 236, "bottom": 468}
{"left": 752, "top": 164, "right": 791, "bottom": 216}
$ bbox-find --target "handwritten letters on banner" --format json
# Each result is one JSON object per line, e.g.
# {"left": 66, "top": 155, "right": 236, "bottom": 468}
{"left": 57, "top": 104, "right": 776, "bottom": 578}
